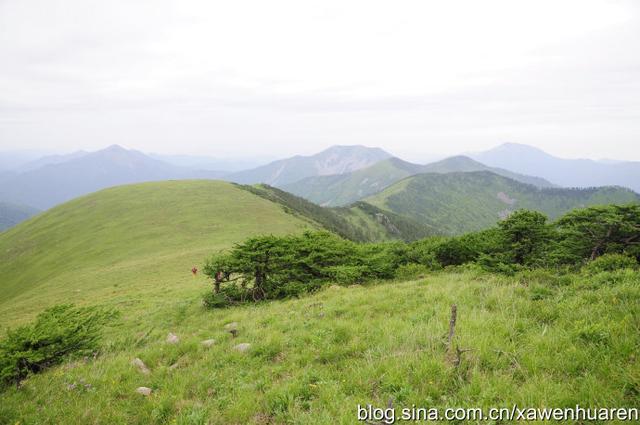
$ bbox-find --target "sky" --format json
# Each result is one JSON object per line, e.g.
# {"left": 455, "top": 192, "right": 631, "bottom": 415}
{"left": 1, "top": 0, "right": 639, "bottom": 162}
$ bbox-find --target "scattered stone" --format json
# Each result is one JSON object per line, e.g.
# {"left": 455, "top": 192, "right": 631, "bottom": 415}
{"left": 166, "top": 332, "right": 179, "bottom": 344}
{"left": 131, "top": 358, "right": 150, "bottom": 374}
{"left": 66, "top": 382, "right": 77, "bottom": 391}
{"left": 233, "top": 343, "right": 251, "bottom": 353}
{"left": 136, "top": 386, "right": 152, "bottom": 396}
{"left": 201, "top": 339, "right": 216, "bottom": 347}
{"left": 224, "top": 322, "right": 238, "bottom": 331}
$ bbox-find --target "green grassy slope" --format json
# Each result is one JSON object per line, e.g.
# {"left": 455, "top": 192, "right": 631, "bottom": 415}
{"left": 1, "top": 271, "right": 637, "bottom": 423}
{"left": 0, "top": 201, "right": 39, "bottom": 231}
{"left": 281, "top": 156, "right": 554, "bottom": 207}
{"left": 365, "top": 171, "right": 640, "bottom": 234}
{"left": 0, "top": 180, "right": 315, "bottom": 325}
{"left": 241, "top": 184, "right": 435, "bottom": 242}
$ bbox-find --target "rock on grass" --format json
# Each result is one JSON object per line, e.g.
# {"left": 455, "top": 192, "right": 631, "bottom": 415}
{"left": 136, "top": 387, "right": 152, "bottom": 396}
{"left": 233, "top": 343, "right": 251, "bottom": 353}
{"left": 131, "top": 358, "right": 150, "bottom": 374}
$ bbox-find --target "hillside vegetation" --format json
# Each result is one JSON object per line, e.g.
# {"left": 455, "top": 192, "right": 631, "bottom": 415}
{"left": 1, "top": 179, "right": 639, "bottom": 424}
{"left": 0, "top": 180, "right": 316, "bottom": 325}
{"left": 366, "top": 171, "right": 640, "bottom": 234}
{"left": 242, "top": 184, "right": 435, "bottom": 242}
{"left": 282, "top": 156, "right": 554, "bottom": 207}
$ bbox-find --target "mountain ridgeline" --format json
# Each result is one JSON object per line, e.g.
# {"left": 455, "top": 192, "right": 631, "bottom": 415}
{"left": 471, "top": 143, "right": 640, "bottom": 192}
{"left": 365, "top": 171, "right": 640, "bottom": 234}
{"left": 0, "top": 145, "right": 226, "bottom": 210}
{"left": 281, "top": 155, "right": 555, "bottom": 207}
{"left": 238, "top": 184, "right": 436, "bottom": 242}
{"left": 227, "top": 145, "right": 392, "bottom": 186}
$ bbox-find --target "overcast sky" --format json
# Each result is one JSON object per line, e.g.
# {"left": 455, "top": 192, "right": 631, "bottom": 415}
{"left": 1, "top": 0, "right": 639, "bottom": 161}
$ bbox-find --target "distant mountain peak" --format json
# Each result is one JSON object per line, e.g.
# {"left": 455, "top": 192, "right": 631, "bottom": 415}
{"left": 106, "top": 143, "right": 125, "bottom": 149}
{"left": 471, "top": 143, "right": 640, "bottom": 192}
{"left": 102, "top": 144, "right": 129, "bottom": 153}
{"left": 492, "top": 143, "right": 547, "bottom": 154}
{"left": 323, "top": 144, "right": 388, "bottom": 152}
{"left": 228, "top": 145, "right": 392, "bottom": 186}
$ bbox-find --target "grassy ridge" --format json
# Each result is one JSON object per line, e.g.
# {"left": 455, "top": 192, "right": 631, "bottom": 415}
{"left": 0, "top": 180, "right": 314, "bottom": 326}
{"left": 241, "top": 184, "right": 434, "bottom": 242}
{"left": 281, "top": 156, "right": 554, "bottom": 207}
{"left": 366, "top": 171, "right": 640, "bottom": 234}
{"left": 1, "top": 270, "right": 637, "bottom": 423}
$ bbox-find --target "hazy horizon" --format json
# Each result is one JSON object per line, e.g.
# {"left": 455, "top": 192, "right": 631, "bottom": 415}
{"left": 0, "top": 141, "right": 637, "bottom": 165}
{"left": 2, "top": 0, "right": 639, "bottom": 161}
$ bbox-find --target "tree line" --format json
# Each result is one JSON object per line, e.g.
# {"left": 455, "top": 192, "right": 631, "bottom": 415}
{"left": 202, "top": 204, "right": 640, "bottom": 307}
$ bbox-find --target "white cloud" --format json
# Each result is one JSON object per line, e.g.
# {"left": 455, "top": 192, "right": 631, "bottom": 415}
{"left": 0, "top": 0, "right": 639, "bottom": 160}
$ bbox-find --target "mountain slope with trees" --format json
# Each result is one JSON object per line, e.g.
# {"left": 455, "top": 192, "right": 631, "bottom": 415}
{"left": 281, "top": 156, "right": 554, "bottom": 207}
{"left": 364, "top": 171, "right": 639, "bottom": 234}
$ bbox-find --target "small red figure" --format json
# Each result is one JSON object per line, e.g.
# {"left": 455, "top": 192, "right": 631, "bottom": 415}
{"left": 191, "top": 267, "right": 198, "bottom": 276}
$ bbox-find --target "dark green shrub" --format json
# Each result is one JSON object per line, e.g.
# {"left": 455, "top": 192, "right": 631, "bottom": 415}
{"left": 556, "top": 204, "right": 640, "bottom": 261}
{"left": 203, "top": 232, "right": 406, "bottom": 302}
{"left": 356, "top": 242, "right": 407, "bottom": 279}
{"left": 582, "top": 253, "right": 637, "bottom": 275}
{"left": 498, "top": 210, "right": 553, "bottom": 265}
{"left": 326, "top": 265, "right": 368, "bottom": 285}
{"left": 434, "top": 238, "right": 476, "bottom": 266}
{"left": 0, "top": 304, "right": 117, "bottom": 387}
{"left": 406, "top": 237, "right": 446, "bottom": 269}
{"left": 275, "top": 281, "right": 315, "bottom": 298}
{"left": 476, "top": 253, "right": 519, "bottom": 275}
{"left": 201, "top": 291, "right": 231, "bottom": 309}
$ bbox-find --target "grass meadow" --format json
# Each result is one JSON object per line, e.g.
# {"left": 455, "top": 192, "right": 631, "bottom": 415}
{"left": 1, "top": 269, "right": 638, "bottom": 424}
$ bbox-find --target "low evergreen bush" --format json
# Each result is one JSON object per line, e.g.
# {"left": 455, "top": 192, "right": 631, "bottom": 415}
{"left": 0, "top": 304, "right": 117, "bottom": 387}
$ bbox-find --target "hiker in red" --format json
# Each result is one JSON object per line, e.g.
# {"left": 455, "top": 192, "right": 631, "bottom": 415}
{"left": 191, "top": 267, "right": 198, "bottom": 276}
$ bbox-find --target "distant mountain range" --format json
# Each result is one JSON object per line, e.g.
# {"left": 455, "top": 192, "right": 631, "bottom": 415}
{"left": 1, "top": 142, "right": 639, "bottom": 232}
{"left": 0, "top": 145, "right": 225, "bottom": 210}
{"left": 282, "top": 155, "right": 554, "bottom": 206}
{"left": 16, "top": 150, "right": 89, "bottom": 172}
{"left": 470, "top": 143, "right": 640, "bottom": 192}
{"left": 149, "top": 153, "right": 271, "bottom": 173}
{"left": 363, "top": 171, "right": 639, "bottom": 234}
{"left": 227, "top": 145, "right": 392, "bottom": 186}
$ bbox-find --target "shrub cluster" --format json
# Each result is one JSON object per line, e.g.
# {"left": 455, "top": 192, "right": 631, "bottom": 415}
{"left": 0, "top": 304, "right": 117, "bottom": 387}
{"left": 203, "top": 231, "right": 406, "bottom": 305}
{"left": 202, "top": 204, "right": 640, "bottom": 306}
